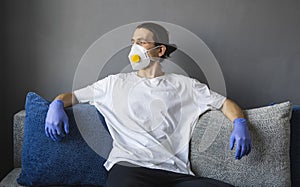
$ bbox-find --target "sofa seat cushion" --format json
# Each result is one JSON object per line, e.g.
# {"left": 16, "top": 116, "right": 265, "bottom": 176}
{"left": 0, "top": 168, "right": 24, "bottom": 187}
{"left": 0, "top": 168, "right": 78, "bottom": 187}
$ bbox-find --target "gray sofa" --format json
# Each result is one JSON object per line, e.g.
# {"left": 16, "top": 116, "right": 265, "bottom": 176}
{"left": 1, "top": 110, "right": 25, "bottom": 187}
{"left": 0, "top": 101, "right": 298, "bottom": 187}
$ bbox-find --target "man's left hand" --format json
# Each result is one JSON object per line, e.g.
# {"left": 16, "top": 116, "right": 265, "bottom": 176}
{"left": 230, "top": 118, "right": 252, "bottom": 159}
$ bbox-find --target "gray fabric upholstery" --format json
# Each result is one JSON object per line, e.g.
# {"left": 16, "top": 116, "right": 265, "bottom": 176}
{"left": 0, "top": 112, "right": 26, "bottom": 187}
{"left": 13, "top": 110, "right": 25, "bottom": 168}
{"left": 0, "top": 168, "right": 24, "bottom": 187}
{"left": 190, "top": 101, "right": 292, "bottom": 187}
{"left": 0, "top": 111, "right": 25, "bottom": 187}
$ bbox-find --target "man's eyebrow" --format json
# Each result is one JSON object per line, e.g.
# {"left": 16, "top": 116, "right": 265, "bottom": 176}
{"left": 131, "top": 37, "right": 147, "bottom": 41}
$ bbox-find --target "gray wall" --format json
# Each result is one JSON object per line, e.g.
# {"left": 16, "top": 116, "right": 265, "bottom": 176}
{"left": 1, "top": 0, "right": 9, "bottom": 180}
{"left": 0, "top": 0, "right": 3, "bottom": 89}
{"left": 1, "top": 0, "right": 5, "bottom": 176}
{"left": 1, "top": 0, "right": 300, "bottom": 179}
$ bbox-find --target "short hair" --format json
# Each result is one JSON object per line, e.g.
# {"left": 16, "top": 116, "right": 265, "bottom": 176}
{"left": 136, "top": 22, "right": 177, "bottom": 59}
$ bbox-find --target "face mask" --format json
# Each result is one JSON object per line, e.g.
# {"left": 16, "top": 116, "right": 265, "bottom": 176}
{"left": 128, "top": 44, "right": 161, "bottom": 70}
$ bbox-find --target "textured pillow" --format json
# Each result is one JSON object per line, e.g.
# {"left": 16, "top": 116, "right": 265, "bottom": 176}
{"left": 190, "top": 101, "right": 292, "bottom": 187}
{"left": 17, "top": 92, "right": 112, "bottom": 186}
{"left": 291, "top": 105, "right": 300, "bottom": 186}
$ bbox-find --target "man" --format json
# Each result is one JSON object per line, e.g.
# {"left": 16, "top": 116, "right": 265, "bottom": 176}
{"left": 45, "top": 22, "right": 251, "bottom": 187}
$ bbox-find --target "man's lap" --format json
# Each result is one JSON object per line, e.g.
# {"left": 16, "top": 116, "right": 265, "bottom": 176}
{"left": 105, "top": 162, "right": 233, "bottom": 187}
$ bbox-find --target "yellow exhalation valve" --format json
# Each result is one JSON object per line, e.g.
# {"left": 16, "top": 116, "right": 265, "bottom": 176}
{"left": 131, "top": 54, "right": 141, "bottom": 63}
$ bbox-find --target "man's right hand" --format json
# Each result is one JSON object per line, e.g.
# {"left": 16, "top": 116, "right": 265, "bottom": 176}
{"left": 45, "top": 100, "right": 69, "bottom": 141}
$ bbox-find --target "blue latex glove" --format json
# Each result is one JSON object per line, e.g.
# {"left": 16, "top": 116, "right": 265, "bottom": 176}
{"left": 45, "top": 100, "right": 69, "bottom": 141}
{"left": 230, "top": 118, "right": 252, "bottom": 159}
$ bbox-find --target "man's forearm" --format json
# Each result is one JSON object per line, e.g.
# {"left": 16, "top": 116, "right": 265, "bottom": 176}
{"left": 221, "top": 99, "right": 244, "bottom": 122}
{"left": 54, "top": 92, "right": 78, "bottom": 108}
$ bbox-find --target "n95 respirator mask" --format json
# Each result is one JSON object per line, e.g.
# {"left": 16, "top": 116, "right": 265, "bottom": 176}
{"left": 128, "top": 44, "right": 161, "bottom": 70}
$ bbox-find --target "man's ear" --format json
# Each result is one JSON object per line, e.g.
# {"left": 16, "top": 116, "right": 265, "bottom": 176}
{"left": 158, "top": 45, "right": 167, "bottom": 58}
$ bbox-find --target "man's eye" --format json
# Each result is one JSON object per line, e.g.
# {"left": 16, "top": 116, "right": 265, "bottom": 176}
{"left": 130, "top": 40, "right": 148, "bottom": 45}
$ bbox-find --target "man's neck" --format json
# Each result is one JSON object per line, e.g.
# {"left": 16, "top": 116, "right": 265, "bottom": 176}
{"left": 137, "top": 61, "right": 165, "bottom": 79}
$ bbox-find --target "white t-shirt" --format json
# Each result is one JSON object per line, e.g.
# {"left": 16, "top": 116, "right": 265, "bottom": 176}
{"left": 73, "top": 72, "right": 226, "bottom": 175}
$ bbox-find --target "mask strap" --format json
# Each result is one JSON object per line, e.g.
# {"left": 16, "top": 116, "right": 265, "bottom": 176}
{"left": 146, "top": 45, "right": 162, "bottom": 52}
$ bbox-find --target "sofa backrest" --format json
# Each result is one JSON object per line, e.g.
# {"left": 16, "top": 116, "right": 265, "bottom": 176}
{"left": 13, "top": 110, "right": 25, "bottom": 168}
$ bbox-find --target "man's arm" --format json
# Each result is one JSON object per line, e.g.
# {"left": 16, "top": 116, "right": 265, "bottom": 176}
{"left": 221, "top": 99, "right": 244, "bottom": 121}
{"left": 45, "top": 92, "right": 79, "bottom": 141}
{"left": 221, "top": 99, "right": 252, "bottom": 160}
{"left": 53, "top": 92, "right": 79, "bottom": 108}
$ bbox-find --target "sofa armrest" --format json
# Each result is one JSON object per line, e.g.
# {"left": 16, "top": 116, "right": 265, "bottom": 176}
{"left": 13, "top": 110, "right": 25, "bottom": 168}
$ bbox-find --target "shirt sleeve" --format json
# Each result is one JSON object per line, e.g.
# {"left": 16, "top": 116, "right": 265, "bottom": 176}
{"left": 73, "top": 76, "right": 111, "bottom": 104}
{"left": 192, "top": 78, "right": 226, "bottom": 111}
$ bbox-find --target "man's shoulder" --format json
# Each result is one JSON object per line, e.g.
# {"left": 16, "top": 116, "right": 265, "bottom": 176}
{"left": 167, "top": 73, "right": 192, "bottom": 81}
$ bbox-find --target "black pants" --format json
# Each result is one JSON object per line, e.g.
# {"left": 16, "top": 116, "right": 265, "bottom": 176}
{"left": 106, "top": 163, "right": 234, "bottom": 187}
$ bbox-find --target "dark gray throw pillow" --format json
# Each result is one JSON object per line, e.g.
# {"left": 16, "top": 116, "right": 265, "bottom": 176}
{"left": 190, "top": 101, "right": 292, "bottom": 187}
